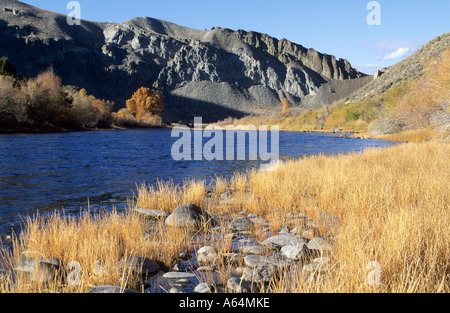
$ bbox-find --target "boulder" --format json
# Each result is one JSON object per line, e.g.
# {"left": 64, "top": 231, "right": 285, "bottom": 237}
{"left": 306, "top": 236, "right": 333, "bottom": 254}
{"left": 239, "top": 245, "right": 265, "bottom": 255}
{"left": 163, "top": 272, "right": 196, "bottom": 279}
{"left": 13, "top": 257, "right": 63, "bottom": 284}
{"left": 117, "top": 256, "right": 160, "bottom": 278}
{"left": 194, "top": 282, "right": 213, "bottom": 293}
{"left": 241, "top": 265, "right": 276, "bottom": 285}
{"left": 165, "top": 204, "right": 216, "bottom": 228}
{"left": 197, "top": 246, "right": 219, "bottom": 265}
{"left": 87, "top": 285, "right": 140, "bottom": 293}
{"left": 196, "top": 265, "right": 216, "bottom": 272}
{"left": 243, "top": 255, "right": 291, "bottom": 270}
{"left": 229, "top": 217, "right": 254, "bottom": 233}
{"left": 168, "top": 287, "right": 185, "bottom": 293}
{"left": 261, "top": 234, "right": 308, "bottom": 251}
{"left": 280, "top": 244, "right": 310, "bottom": 262}
{"left": 227, "top": 277, "right": 252, "bottom": 293}
{"left": 133, "top": 208, "right": 169, "bottom": 220}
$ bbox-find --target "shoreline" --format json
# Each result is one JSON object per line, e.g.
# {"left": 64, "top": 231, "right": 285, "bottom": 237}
{"left": 0, "top": 124, "right": 173, "bottom": 135}
{"left": 0, "top": 140, "right": 448, "bottom": 293}
{"left": 1, "top": 120, "right": 424, "bottom": 143}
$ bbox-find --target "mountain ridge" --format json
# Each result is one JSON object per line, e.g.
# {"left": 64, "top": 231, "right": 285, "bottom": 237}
{"left": 1, "top": 0, "right": 368, "bottom": 122}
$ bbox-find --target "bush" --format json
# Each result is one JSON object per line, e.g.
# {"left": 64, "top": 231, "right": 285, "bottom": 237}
{"left": 375, "top": 49, "right": 449, "bottom": 136}
{"left": 66, "top": 88, "right": 114, "bottom": 128}
{"left": 113, "top": 108, "right": 162, "bottom": 128}
{"left": 0, "top": 76, "right": 20, "bottom": 115}
{"left": 21, "top": 69, "right": 71, "bottom": 126}
{"left": 0, "top": 68, "right": 115, "bottom": 130}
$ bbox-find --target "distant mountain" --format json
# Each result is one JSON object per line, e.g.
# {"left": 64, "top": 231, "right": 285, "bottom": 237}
{"left": 0, "top": 0, "right": 368, "bottom": 122}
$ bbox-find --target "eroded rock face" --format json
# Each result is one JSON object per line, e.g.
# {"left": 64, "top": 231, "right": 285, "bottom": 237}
{"left": 0, "top": 1, "right": 366, "bottom": 122}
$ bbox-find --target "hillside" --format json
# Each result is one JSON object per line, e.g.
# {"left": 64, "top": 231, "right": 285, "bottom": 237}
{"left": 0, "top": 0, "right": 367, "bottom": 123}
{"left": 219, "top": 33, "right": 449, "bottom": 141}
{"left": 346, "top": 32, "right": 450, "bottom": 103}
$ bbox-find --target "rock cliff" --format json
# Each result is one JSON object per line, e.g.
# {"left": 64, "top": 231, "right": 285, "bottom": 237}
{"left": 0, "top": 0, "right": 367, "bottom": 122}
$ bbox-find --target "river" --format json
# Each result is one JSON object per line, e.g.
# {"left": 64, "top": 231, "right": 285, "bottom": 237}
{"left": 0, "top": 128, "right": 398, "bottom": 237}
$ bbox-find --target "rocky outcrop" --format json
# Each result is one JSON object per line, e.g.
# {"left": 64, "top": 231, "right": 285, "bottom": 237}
{"left": 0, "top": 0, "right": 367, "bottom": 122}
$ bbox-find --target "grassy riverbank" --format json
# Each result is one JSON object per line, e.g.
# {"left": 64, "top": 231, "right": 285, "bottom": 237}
{"left": 1, "top": 140, "right": 448, "bottom": 293}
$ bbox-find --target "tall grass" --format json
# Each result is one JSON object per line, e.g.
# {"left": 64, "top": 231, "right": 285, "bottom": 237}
{"left": 135, "top": 179, "right": 206, "bottom": 211}
{"left": 1, "top": 141, "right": 448, "bottom": 293}
{"left": 0, "top": 209, "right": 192, "bottom": 293}
{"left": 246, "top": 140, "right": 450, "bottom": 292}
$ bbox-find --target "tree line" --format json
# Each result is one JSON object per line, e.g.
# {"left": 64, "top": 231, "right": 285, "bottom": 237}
{"left": 0, "top": 57, "right": 166, "bottom": 131}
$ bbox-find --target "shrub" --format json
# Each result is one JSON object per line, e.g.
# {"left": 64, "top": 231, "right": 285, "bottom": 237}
{"left": 21, "top": 69, "right": 71, "bottom": 127}
{"left": 113, "top": 108, "right": 162, "bottom": 128}
{"left": 375, "top": 49, "right": 449, "bottom": 136}
{"left": 0, "top": 68, "right": 115, "bottom": 130}
{"left": 0, "top": 76, "right": 19, "bottom": 114}
{"left": 113, "top": 108, "right": 138, "bottom": 127}
{"left": 66, "top": 88, "right": 114, "bottom": 128}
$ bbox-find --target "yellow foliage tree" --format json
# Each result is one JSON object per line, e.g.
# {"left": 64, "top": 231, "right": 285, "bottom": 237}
{"left": 126, "top": 87, "right": 165, "bottom": 119}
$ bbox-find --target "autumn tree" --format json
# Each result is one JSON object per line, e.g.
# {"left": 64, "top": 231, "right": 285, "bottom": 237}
{"left": 126, "top": 87, "right": 165, "bottom": 119}
{"left": 23, "top": 69, "right": 71, "bottom": 126}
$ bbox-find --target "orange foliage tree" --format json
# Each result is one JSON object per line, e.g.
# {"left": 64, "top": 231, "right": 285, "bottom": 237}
{"left": 126, "top": 87, "right": 165, "bottom": 119}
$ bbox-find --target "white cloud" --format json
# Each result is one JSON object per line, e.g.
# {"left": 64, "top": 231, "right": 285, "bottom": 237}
{"left": 359, "top": 40, "right": 421, "bottom": 62}
{"left": 383, "top": 47, "right": 411, "bottom": 60}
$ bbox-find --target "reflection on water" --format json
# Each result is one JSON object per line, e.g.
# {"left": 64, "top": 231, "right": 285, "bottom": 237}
{"left": 0, "top": 129, "right": 397, "bottom": 235}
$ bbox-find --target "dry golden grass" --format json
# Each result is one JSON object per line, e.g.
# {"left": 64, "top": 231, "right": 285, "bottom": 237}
{"left": 0, "top": 208, "right": 194, "bottom": 293}
{"left": 1, "top": 140, "right": 448, "bottom": 293}
{"left": 135, "top": 179, "right": 206, "bottom": 212}
{"left": 245, "top": 140, "right": 450, "bottom": 292}
{"left": 377, "top": 128, "right": 436, "bottom": 142}
{"left": 216, "top": 140, "right": 449, "bottom": 292}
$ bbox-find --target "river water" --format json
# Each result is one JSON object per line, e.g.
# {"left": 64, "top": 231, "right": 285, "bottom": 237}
{"left": 0, "top": 129, "right": 398, "bottom": 237}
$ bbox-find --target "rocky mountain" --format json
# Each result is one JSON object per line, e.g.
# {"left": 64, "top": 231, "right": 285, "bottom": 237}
{"left": 0, "top": 0, "right": 368, "bottom": 122}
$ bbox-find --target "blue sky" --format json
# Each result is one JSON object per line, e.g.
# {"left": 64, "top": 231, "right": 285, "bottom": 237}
{"left": 23, "top": 0, "right": 450, "bottom": 74}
